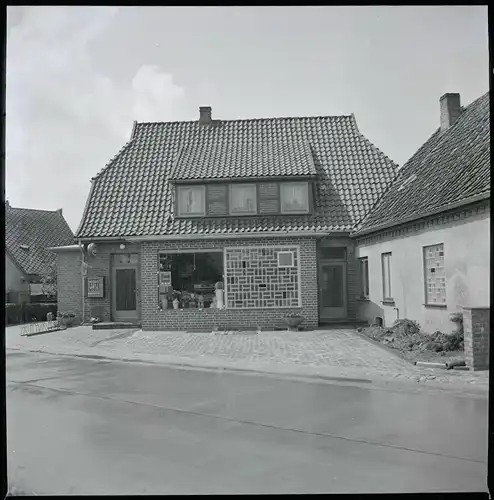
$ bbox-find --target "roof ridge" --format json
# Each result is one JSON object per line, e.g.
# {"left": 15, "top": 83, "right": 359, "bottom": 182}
{"left": 7, "top": 206, "right": 63, "bottom": 214}
{"left": 135, "top": 113, "right": 354, "bottom": 127}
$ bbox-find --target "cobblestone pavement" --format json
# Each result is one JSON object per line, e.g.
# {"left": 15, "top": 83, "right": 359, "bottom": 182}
{"left": 6, "top": 325, "right": 489, "bottom": 392}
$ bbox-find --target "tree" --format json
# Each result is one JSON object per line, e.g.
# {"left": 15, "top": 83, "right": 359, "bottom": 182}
{"left": 40, "top": 261, "right": 57, "bottom": 298}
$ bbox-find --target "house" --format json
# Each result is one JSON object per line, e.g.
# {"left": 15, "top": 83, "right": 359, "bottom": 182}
{"left": 5, "top": 202, "right": 74, "bottom": 304}
{"left": 353, "top": 91, "right": 490, "bottom": 335}
{"left": 66, "top": 106, "right": 398, "bottom": 330}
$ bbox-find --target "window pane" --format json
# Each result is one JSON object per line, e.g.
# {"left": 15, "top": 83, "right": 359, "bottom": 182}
{"left": 320, "top": 247, "right": 346, "bottom": 260}
{"left": 359, "top": 258, "right": 369, "bottom": 297}
{"left": 424, "top": 244, "right": 446, "bottom": 304}
{"left": 281, "top": 183, "right": 309, "bottom": 213}
{"left": 382, "top": 253, "right": 392, "bottom": 299}
{"left": 179, "top": 187, "right": 205, "bottom": 215}
{"left": 230, "top": 184, "right": 257, "bottom": 214}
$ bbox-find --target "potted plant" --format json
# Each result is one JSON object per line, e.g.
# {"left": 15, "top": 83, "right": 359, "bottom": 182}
{"left": 215, "top": 281, "right": 224, "bottom": 309}
{"left": 283, "top": 312, "right": 305, "bottom": 331}
{"left": 172, "top": 290, "right": 181, "bottom": 310}
{"left": 58, "top": 312, "right": 76, "bottom": 328}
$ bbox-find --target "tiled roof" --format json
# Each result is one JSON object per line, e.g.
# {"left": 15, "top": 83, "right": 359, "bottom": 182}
{"left": 171, "top": 134, "right": 317, "bottom": 180}
{"left": 6, "top": 206, "right": 74, "bottom": 275}
{"left": 76, "top": 114, "right": 398, "bottom": 238}
{"left": 357, "top": 92, "right": 490, "bottom": 234}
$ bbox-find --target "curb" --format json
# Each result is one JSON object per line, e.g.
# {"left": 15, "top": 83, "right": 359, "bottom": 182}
{"left": 8, "top": 347, "right": 488, "bottom": 397}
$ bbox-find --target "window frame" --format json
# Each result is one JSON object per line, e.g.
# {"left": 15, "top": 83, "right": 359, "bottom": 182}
{"left": 229, "top": 183, "right": 258, "bottom": 215}
{"left": 359, "top": 257, "right": 369, "bottom": 299}
{"left": 423, "top": 243, "right": 446, "bottom": 306}
{"left": 277, "top": 250, "right": 295, "bottom": 268}
{"left": 280, "top": 182, "right": 310, "bottom": 214}
{"left": 177, "top": 185, "right": 206, "bottom": 217}
{"left": 381, "top": 252, "right": 393, "bottom": 301}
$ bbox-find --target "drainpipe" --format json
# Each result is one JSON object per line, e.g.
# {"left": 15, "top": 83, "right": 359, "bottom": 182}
{"left": 78, "top": 240, "right": 86, "bottom": 325}
{"left": 394, "top": 307, "right": 400, "bottom": 321}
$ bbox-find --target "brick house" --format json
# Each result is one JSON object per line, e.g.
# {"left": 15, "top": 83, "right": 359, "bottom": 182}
{"left": 5, "top": 202, "right": 74, "bottom": 304}
{"left": 57, "top": 106, "right": 397, "bottom": 331}
{"left": 353, "top": 92, "right": 490, "bottom": 340}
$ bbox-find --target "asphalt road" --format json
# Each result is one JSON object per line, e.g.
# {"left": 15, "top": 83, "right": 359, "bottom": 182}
{"left": 6, "top": 350, "right": 488, "bottom": 495}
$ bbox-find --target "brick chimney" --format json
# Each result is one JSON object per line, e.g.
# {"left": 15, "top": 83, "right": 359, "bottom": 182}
{"left": 440, "top": 93, "right": 461, "bottom": 131}
{"left": 199, "top": 106, "right": 212, "bottom": 125}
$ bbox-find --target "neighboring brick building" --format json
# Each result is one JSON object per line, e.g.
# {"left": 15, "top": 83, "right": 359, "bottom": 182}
{"left": 58, "top": 106, "right": 398, "bottom": 331}
{"left": 5, "top": 202, "right": 74, "bottom": 304}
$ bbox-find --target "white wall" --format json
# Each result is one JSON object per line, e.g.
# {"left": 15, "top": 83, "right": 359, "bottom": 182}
{"left": 356, "top": 209, "right": 490, "bottom": 334}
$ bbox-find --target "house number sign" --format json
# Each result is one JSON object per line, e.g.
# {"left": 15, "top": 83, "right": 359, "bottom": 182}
{"left": 87, "top": 277, "right": 104, "bottom": 298}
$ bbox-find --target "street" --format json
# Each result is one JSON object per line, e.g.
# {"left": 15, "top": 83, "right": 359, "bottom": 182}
{"left": 7, "top": 350, "right": 488, "bottom": 495}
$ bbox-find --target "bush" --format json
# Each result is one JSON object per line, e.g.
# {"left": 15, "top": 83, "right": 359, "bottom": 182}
{"left": 5, "top": 302, "right": 58, "bottom": 325}
{"left": 6, "top": 303, "right": 23, "bottom": 325}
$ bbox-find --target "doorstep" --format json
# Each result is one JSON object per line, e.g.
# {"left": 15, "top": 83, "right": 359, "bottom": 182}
{"left": 92, "top": 322, "right": 141, "bottom": 330}
{"left": 318, "top": 320, "right": 369, "bottom": 329}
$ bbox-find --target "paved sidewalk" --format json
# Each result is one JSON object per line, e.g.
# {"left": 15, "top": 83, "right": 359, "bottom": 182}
{"left": 6, "top": 325, "right": 489, "bottom": 393}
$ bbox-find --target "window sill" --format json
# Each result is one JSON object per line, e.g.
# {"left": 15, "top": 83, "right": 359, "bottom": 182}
{"left": 381, "top": 300, "right": 395, "bottom": 306}
{"left": 357, "top": 297, "right": 370, "bottom": 302}
{"left": 423, "top": 303, "right": 447, "bottom": 309}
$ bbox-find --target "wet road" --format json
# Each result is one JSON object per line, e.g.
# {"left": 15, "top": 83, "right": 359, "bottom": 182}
{"left": 6, "top": 350, "right": 488, "bottom": 494}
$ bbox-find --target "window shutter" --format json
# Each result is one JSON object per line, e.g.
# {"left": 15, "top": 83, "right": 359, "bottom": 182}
{"left": 259, "top": 183, "right": 279, "bottom": 214}
{"left": 207, "top": 184, "right": 228, "bottom": 216}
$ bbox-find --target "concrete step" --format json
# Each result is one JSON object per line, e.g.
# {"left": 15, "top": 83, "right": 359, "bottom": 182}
{"left": 92, "top": 322, "right": 141, "bottom": 330}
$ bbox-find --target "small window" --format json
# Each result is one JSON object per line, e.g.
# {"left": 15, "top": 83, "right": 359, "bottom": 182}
{"left": 359, "top": 257, "right": 369, "bottom": 298}
{"left": 230, "top": 184, "right": 257, "bottom": 215}
{"left": 177, "top": 186, "right": 206, "bottom": 216}
{"left": 424, "top": 243, "right": 446, "bottom": 305}
{"left": 277, "top": 251, "right": 295, "bottom": 267}
{"left": 281, "top": 182, "right": 309, "bottom": 214}
{"left": 381, "top": 252, "right": 392, "bottom": 300}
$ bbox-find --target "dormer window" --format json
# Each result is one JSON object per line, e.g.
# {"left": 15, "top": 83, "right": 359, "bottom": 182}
{"left": 281, "top": 182, "right": 309, "bottom": 214}
{"left": 230, "top": 184, "right": 257, "bottom": 215}
{"left": 177, "top": 185, "right": 206, "bottom": 217}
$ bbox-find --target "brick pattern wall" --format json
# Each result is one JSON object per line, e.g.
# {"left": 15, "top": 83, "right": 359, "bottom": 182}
{"left": 463, "top": 306, "right": 489, "bottom": 371}
{"left": 141, "top": 237, "right": 318, "bottom": 331}
{"left": 225, "top": 246, "right": 300, "bottom": 308}
{"left": 56, "top": 251, "right": 83, "bottom": 324}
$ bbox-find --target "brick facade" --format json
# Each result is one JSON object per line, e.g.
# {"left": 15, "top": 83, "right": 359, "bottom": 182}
{"left": 463, "top": 306, "right": 490, "bottom": 371}
{"left": 140, "top": 237, "right": 318, "bottom": 331}
{"left": 56, "top": 250, "right": 83, "bottom": 324}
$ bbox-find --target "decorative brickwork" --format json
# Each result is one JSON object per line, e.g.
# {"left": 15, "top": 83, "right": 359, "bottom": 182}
{"left": 140, "top": 237, "right": 318, "bottom": 331}
{"left": 463, "top": 306, "right": 490, "bottom": 371}
{"left": 224, "top": 246, "right": 300, "bottom": 309}
{"left": 354, "top": 202, "right": 489, "bottom": 246}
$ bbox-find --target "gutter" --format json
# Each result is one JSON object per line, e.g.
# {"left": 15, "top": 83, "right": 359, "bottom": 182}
{"left": 76, "top": 230, "right": 351, "bottom": 243}
{"left": 351, "top": 192, "right": 490, "bottom": 238}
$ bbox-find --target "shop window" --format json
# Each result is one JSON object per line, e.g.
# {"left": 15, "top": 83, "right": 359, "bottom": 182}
{"left": 158, "top": 251, "right": 224, "bottom": 309}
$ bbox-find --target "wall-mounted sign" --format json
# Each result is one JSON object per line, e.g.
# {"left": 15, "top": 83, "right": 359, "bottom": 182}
{"left": 159, "top": 271, "right": 172, "bottom": 287}
{"left": 87, "top": 277, "right": 105, "bottom": 298}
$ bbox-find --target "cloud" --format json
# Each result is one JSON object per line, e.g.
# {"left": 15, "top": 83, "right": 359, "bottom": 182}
{"left": 6, "top": 6, "right": 185, "bottom": 231}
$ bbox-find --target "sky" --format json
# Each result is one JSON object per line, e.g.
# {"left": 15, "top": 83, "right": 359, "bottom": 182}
{"left": 6, "top": 6, "right": 489, "bottom": 233}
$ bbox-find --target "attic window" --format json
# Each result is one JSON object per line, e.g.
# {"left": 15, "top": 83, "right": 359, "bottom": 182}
{"left": 19, "top": 244, "right": 30, "bottom": 250}
{"left": 397, "top": 174, "right": 417, "bottom": 192}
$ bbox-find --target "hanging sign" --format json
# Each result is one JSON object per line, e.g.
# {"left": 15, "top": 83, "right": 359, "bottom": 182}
{"left": 87, "top": 277, "right": 105, "bottom": 298}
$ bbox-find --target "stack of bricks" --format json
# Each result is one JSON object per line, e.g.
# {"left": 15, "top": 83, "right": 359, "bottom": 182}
{"left": 462, "top": 306, "right": 490, "bottom": 371}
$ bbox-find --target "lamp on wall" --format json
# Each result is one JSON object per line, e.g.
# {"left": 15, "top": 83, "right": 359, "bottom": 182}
{"left": 120, "top": 243, "right": 126, "bottom": 250}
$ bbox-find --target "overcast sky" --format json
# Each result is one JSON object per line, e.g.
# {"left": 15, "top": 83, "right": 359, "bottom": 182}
{"left": 6, "top": 6, "right": 488, "bottom": 232}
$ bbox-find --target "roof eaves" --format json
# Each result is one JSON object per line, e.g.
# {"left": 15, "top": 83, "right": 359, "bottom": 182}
{"left": 75, "top": 180, "right": 96, "bottom": 239}
{"left": 350, "top": 191, "right": 490, "bottom": 238}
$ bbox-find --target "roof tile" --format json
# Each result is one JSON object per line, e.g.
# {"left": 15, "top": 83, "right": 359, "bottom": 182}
{"left": 76, "top": 114, "right": 398, "bottom": 238}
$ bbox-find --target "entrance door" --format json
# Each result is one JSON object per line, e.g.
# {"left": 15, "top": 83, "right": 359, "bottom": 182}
{"left": 319, "top": 261, "right": 347, "bottom": 320}
{"left": 112, "top": 266, "right": 138, "bottom": 322}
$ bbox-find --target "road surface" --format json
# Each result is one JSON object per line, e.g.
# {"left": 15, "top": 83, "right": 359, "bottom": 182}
{"left": 6, "top": 350, "right": 488, "bottom": 494}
